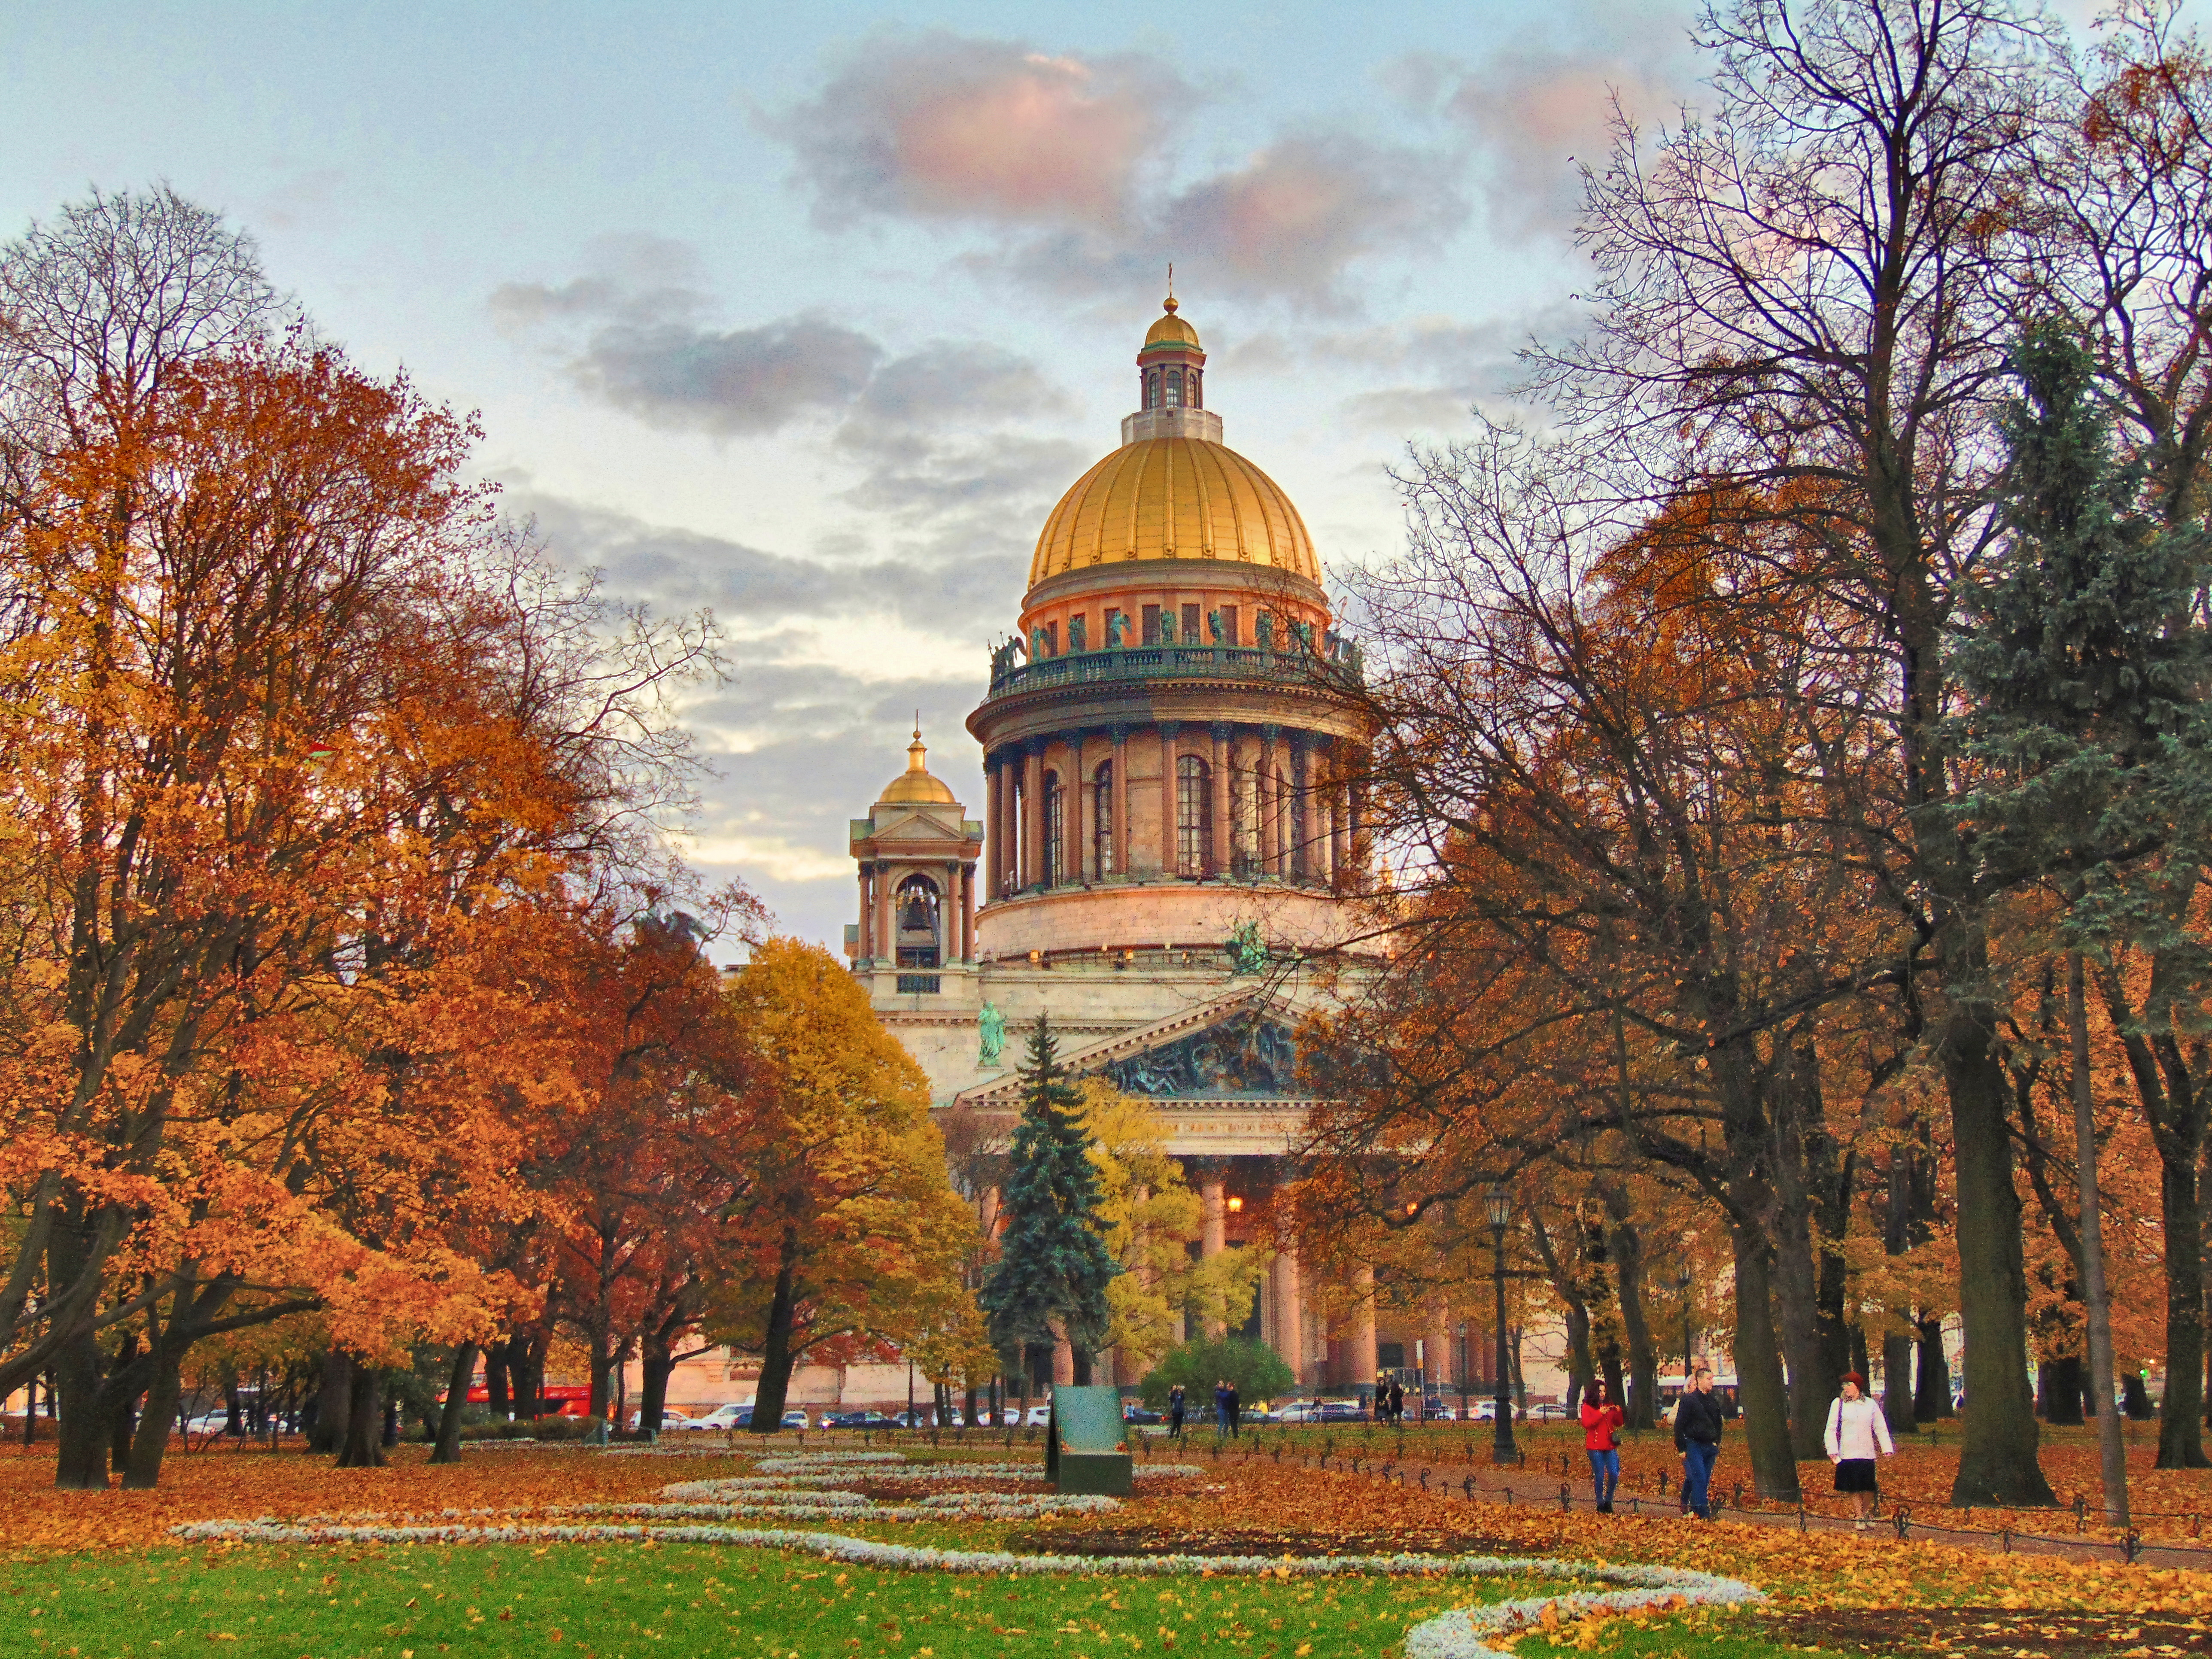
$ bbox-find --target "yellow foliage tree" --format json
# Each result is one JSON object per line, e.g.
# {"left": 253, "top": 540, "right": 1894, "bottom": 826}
{"left": 711, "top": 939, "right": 978, "bottom": 1431}
{"left": 1078, "top": 1081, "right": 1268, "bottom": 1374}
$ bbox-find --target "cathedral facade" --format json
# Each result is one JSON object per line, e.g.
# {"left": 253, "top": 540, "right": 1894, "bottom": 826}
{"left": 844, "top": 298, "right": 1470, "bottom": 1400}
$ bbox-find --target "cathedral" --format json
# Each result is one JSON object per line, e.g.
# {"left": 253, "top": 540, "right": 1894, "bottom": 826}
{"left": 844, "top": 296, "right": 1470, "bottom": 1402}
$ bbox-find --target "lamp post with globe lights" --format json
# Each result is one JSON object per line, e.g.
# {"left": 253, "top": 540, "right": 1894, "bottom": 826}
{"left": 1487, "top": 1184, "right": 1518, "bottom": 1465}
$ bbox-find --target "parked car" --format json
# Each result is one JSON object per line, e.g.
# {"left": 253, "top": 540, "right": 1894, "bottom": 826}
{"left": 1024, "top": 1404, "right": 1052, "bottom": 1427}
{"left": 1122, "top": 1402, "right": 1162, "bottom": 1425}
{"left": 689, "top": 1403, "right": 752, "bottom": 1431}
{"left": 1530, "top": 1403, "right": 1569, "bottom": 1422}
{"left": 1313, "top": 1398, "right": 1364, "bottom": 1422}
{"left": 628, "top": 1406, "right": 702, "bottom": 1431}
{"left": 1264, "top": 1399, "right": 1319, "bottom": 1423}
{"left": 822, "top": 1409, "right": 901, "bottom": 1429}
{"left": 1422, "top": 1400, "right": 1458, "bottom": 1422}
{"left": 781, "top": 1407, "right": 811, "bottom": 1430}
{"left": 182, "top": 1413, "right": 230, "bottom": 1436}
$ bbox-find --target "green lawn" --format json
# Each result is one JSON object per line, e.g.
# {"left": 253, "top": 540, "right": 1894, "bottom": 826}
{"left": 0, "top": 1542, "right": 1835, "bottom": 1659}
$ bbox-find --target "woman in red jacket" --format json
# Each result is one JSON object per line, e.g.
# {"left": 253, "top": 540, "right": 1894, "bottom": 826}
{"left": 1580, "top": 1379, "right": 1625, "bottom": 1513}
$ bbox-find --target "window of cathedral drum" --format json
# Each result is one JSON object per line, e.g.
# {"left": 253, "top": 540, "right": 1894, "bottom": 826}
{"left": 893, "top": 873, "right": 941, "bottom": 968}
{"left": 1141, "top": 604, "right": 1161, "bottom": 645}
{"left": 1176, "top": 755, "right": 1212, "bottom": 877}
{"left": 1094, "top": 760, "right": 1114, "bottom": 875}
{"left": 1041, "top": 621, "right": 1057, "bottom": 657}
{"left": 1043, "top": 771, "right": 1065, "bottom": 886}
{"left": 1181, "top": 602, "right": 1201, "bottom": 643}
{"left": 1220, "top": 604, "right": 1239, "bottom": 646}
{"left": 1190, "top": 370, "right": 1201, "bottom": 408}
{"left": 1165, "top": 372, "right": 1182, "bottom": 407}
{"left": 1146, "top": 369, "right": 1160, "bottom": 409}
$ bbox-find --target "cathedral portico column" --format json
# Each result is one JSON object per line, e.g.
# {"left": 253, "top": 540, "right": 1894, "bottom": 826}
{"left": 960, "top": 863, "right": 976, "bottom": 960}
{"left": 1055, "top": 731, "right": 1079, "bottom": 886}
{"left": 1209, "top": 722, "right": 1232, "bottom": 877}
{"left": 1024, "top": 740, "right": 1045, "bottom": 892}
{"left": 1110, "top": 724, "right": 1130, "bottom": 877}
{"left": 874, "top": 863, "right": 893, "bottom": 967}
{"left": 1291, "top": 733, "right": 1313, "bottom": 884}
{"left": 1194, "top": 1160, "right": 1229, "bottom": 1338}
{"left": 1349, "top": 757, "right": 1371, "bottom": 890}
{"left": 945, "top": 861, "right": 963, "bottom": 960}
{"left": 1331, "top": 749, "right": 1354, "bottom": 890}
{"left": 1271, "top": 1248, "right": 1305, "bottom": 1382}
{"left": 1158, "top": 721, "right": 1182, "bottom": 877}
{"left": 1259, "top": 724, "right": 1282, "bottom": 876}
{"left": 1352, "top": 1264, "right": 1379, "bottom": 1399}
{"left": 857, "top": 867, "right": 872, "bottom": 960}
{"left": 1426, "top": 1297, "right": 1453, "bottom": 1397}
{"left": 985, "top": 757, "right": 1004, "bottom": 899}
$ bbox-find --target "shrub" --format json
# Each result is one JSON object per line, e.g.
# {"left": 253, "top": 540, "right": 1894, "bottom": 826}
{"left": 1137, "top": 1337, "right": 1293, "bottom": 1411}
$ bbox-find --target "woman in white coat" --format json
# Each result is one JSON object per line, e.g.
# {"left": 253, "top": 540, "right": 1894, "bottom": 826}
{"left": 1823, "top": 1370, "right": 1894, "bottom": 1527}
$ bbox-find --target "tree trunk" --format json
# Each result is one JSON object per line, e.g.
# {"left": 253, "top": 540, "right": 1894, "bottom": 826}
{"left": 308, "top": 1348, "right": 350, "bottom": 1454}
{"left": 335, "top": 1358, "right": 385, "bottom": 1469}
{"left": 587, "top": 1320, "right": 613, "bottom": 1423}
{"left": 1598, "top": 1334, "right": 1626, "bottom": 1416}
{"left": 2043, "top": 1353, "right": 2085, "bottom": 1425}
{"left": 511, "top": 1331, "right": 547, "bottom": 1422}
{"left": 483, "top": 1338, "right": 511, "bottom": 1419}
{"left": 1941, "top": 1001, "right": 2057, "bottom": 1506}
{"left": 52, "top": 1325, "right": 109, "bottom": 1490}
{"left": 748, "top": 1229, "right": 802, "bottom": 1434}
{"left": 1071, "top": 1346, "right": 1094, "bottom": 1386}
{"left": 2070, "top": 952, "right": 2128, "bottom": 1523}
{"left": 430, "top": 1341, "right": 476, "bottom": 1465}
{"left": 1882, "top": 1141, "right": 1919, "bottom": 1436}
{"left": 2125, "top": 1372, "right": 2155, "bottom": 1419}
{"left": 1730, "top": 1224, "right": 1801, "bottom": 1502}
{"left": 1915, "top": 1316, "right": 1954, "bottom": 1421}
{"left": 1605, "top": 1211, "right": 1660, "bottom": 1430}
{"left": 2159, "top": 1139, "right": 2209, "bottom": 1464}
{"left": 122, "top": 1345, "right": 183, "bottom": 1489}
{"left": 639, "top": 1335, "right": 676, "bottom": 1434}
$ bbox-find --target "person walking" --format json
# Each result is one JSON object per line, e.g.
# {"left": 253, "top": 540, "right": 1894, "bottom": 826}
{"left": 1673, "top": 1365, "right": 1724, "bottom": 1520}
{"left": 1225, "top": 1382, "right": 1241, "bottom": 1438}
{"left": 1823, "top": 1371, "right": 1893, "bottom": 1528}
{"left": 1167, "top": 1383, "right": 1185, "bottom": 1443}
{"left": 1213, "top": 1379, "right": 1231, "bottom": 1438}
{"left": 1580, "top": 1379, "right": 1625, "bottom": 1513}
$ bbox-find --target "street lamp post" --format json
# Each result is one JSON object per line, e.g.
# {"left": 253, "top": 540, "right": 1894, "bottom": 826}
{"left": 1486, "top": 1184, "right": 1518, "bottom": 1465}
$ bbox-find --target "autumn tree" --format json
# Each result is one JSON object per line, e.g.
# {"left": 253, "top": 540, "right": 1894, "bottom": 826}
{"left": 711, "top": 938, "right": 975, "bottom": 1434}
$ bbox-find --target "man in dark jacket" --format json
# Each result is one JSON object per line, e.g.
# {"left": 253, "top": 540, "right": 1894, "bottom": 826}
{"left": 1673, "top": 1366, "right": 1725, "bottom": 1519}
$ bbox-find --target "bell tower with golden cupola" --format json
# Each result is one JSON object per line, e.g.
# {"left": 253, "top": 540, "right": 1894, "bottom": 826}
{"left": 846, "top": 727, "right": 985, "bottom": 1011}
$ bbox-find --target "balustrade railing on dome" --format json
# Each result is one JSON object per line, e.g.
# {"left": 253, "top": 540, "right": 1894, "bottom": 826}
{"left": 985, "top": 644, "right": 1359, "bottom": 698}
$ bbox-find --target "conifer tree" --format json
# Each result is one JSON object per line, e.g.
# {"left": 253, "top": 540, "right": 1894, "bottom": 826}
{"left": 978, "top": 1015, "right": 1118, "bottom": 1392}
{"left": 1951, "top": 322, "right": 2212, "bottom": 1521}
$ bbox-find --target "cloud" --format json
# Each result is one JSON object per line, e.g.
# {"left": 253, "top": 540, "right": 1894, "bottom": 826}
{"left": 571, "top": 314, "right": 884, "bottom": 435}
{"left": 1159, "top": 133, "right": 1469, "bottom": 309}
{"left": 1411, "top": 19, "right": 1691, "bottom": 242}
{"left": 777, "top": 30, "right": 1188, "bottom": 228}
{"left": 509, "top": 490, "right": 1031, "bottom": 643}
{"left": 772, "top": 32, "right": 1467, "bottom": 312}
{"left": 1296, "top": 306, "right": 1585, "bottom": 433}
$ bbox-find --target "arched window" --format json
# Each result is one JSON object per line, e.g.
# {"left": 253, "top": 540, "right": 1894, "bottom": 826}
{"left": 1164, "top": 371, "right": 1182, "bottom": 407}
{"left": 1176, "top": 754, "right": 1211, "bottom": 877}
{"left": 1190, "top": 370, "right": 1201, "bottom": 409}
{"left": 894, "top": 874, "right": 941, "bottom": 967}
{"left": 1043, "top": 771, "right": 1065, "bottom": 887}
{"left": 1093, "top": 760, "right": 1114, "bottom": 876}
{"left": 1146, "top": 369, "right": 1160, "bottom": 409}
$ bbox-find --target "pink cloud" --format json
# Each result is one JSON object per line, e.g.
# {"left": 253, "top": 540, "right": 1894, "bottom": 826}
{"left": 781, "top": 33, "right": 1185, "bottom": 227}
{"left": 1448, "top": 53, "right": 1682, "bottom": 240}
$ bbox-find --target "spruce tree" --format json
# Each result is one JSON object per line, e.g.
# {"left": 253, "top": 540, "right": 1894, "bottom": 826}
{"left": 978, "top": 1015, "right": 1118, "bottom": 1392}
{"left": 1951, "top": 322, "right": 2212, "bottom": 1517}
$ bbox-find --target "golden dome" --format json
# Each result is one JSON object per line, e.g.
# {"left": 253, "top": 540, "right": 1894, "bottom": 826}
{"left": 879, "top": 729, "right": 957, "bottom": 805}
{"left": 1144, "top": 295, "right": 1201, "bottom": 351}
{"left": 1028, "top": 436, "right": 1319, "bottom": 587}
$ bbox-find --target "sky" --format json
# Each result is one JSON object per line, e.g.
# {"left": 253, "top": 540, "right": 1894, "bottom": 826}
{"left": 0, "top": 0, "right": 2119, "bottom": 950}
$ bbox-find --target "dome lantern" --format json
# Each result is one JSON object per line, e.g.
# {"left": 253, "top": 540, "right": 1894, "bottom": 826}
{"left": 878, "top": 724, "right": 958, "bottom": 805}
